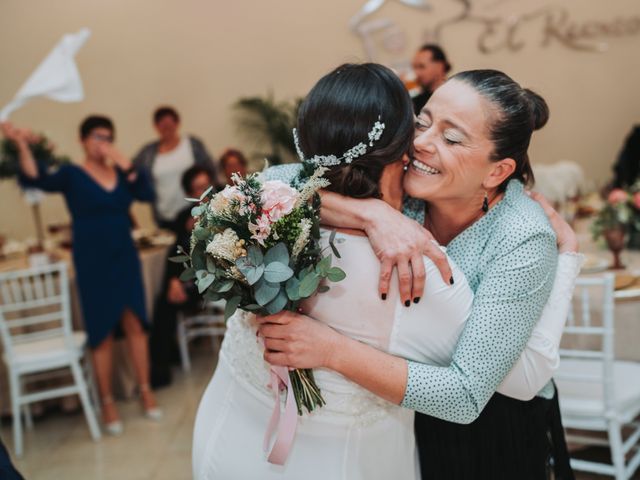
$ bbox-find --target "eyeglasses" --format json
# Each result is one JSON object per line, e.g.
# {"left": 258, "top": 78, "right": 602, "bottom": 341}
{"left": 90, "top": 133, "right": 114, "bottom": 143}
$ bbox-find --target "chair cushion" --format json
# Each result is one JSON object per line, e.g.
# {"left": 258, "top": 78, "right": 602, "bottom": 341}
{"left": 4, "top": 331, "right": 87, "bottom": 368}
{"left": 556, "top": 359, "right": 640, "bottom": 421}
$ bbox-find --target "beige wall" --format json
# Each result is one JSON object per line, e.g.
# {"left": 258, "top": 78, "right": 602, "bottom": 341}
{"left": 1, "top": 0, "right": 639, "bottom": 240}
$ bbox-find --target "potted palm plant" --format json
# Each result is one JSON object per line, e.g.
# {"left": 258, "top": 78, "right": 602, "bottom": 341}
{"left": 234, "top": 93, "right": 303, "bottom": 165}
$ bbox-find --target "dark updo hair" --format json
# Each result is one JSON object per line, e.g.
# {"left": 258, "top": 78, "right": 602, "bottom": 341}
{"left": 153, "top": 106, "right": 180, "bottom": 124}
{"left": 79, "top": 115, "right": 115, "bottom": 140}
{"left": 419, "top": 44, "right": 452, "bottom": 73}
{"left": 297, "top": 63, "right": 414, "bottom": 199}
{"left": 451, "top": 69, "right": 549, "bottom": 190}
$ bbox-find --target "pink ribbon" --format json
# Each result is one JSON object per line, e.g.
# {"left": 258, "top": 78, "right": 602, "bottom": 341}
{"left": 263, "top": 365, "right": 298, "bottom": 465}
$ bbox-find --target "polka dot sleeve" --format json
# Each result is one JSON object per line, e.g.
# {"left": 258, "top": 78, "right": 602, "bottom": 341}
{"left": 401, "top": 230, "right": 557, "bottom": 424}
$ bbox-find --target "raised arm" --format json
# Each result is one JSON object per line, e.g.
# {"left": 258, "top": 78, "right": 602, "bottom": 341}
{"left": 1, "top": 122, "right": 38, "bottom": 178}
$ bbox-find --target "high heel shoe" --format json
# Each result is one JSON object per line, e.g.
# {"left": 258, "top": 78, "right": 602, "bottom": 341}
{"left": 102, "top": 396, "right": 124, "bottom": 436}
{"left": 140, "top": 384, "right": 163, "bottom": 421}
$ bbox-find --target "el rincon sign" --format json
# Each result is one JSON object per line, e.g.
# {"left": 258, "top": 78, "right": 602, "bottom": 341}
{"left": 351, "top": 0, "right": 640, "bottom": 59}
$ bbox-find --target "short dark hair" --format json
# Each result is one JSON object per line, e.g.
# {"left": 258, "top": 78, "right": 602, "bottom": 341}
{"left": 153, "top": 106, "right": 180, "bottom": 124}
{"left": 219, "top": 149, "right": 248, "bottom": 169}
{"left": 79, "top": 115, "right": 115, "bottom": 140}
{"left": 297, "top": 63, "right": 414, "bottom": 199}
{"left": 181, "top": 165, "right": 212, "bottom": 196}
{"left": 451, "top": 69, "right": 550, "bottom": 189}
{"left": 418, "top": 44, "right": 451, "bottom": 73}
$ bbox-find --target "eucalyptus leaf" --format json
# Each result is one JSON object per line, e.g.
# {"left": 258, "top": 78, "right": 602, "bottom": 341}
{"left": 299, "top": 273, "right": 320, "bottom": 298}
{"left": 329, "top": 235, "right": 342, "bottom": 259}
{"left": 265, "top": 289, "right": 288, "bottom": 314}
{"left": 224, "top": 296, "right": 242, "bottom": 321}
{"left": 203, "top": 290, "right": 222, "bottom": 302}
{"left": 191, "top": 243, "right": 207, "bottom": 270}
{"left": 285, "top": 276, "right": 301, "bottom": 301}
{"left": 315, "top": 255, "right": 332, "bottom": 276}
{"left": 264, "top": 242, "right": 289, "bottom": 265}
{"left": 327, "top": 267, "right": 346, "bottom": 282}
{"left": 206, "top": 256, "right": 217, "bottom": 273}
{"left": 244, "top": 304, "right": 262, "bottom": 311}
{"left": 255, "top": 277, "right": 280, "bottom": 306}
{"left": 179, "top": 268, "right": 196, "bottom": 281}
{"left": 199, "top": 185, "right": 214, "bottom": 201}
{"left": 215, "top": 279, "right": 234, "bottom": 293}
{"left": 191, "top": 205, "right": 206, "bottom": 217}
{"left": 318, "top": 285, "right": 330, "bottom": 293}
{"left": 247, "top": 245, "right": 264, "bottom": 266}
{"left": 194, "top": 226, "right": 210, "bottom": 241}
{"left": 169, "top": 254, "right": 190, "bottom": 263}
{"left": 244, "top": 264, "right": 265, "bottom": 285}
{"left": 197, "top": 273, "right": 216, "bottom": 293}
{"left": 264, "top": 262, "right": 293, "bottom": 283}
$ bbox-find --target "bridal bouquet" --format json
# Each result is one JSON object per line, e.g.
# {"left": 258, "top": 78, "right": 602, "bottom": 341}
{"left": 172, "top": 168, "right": 345, "bottom": 414}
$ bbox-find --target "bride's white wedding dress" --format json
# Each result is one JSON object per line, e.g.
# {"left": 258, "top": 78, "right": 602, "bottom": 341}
{"left": 192, "top": 229, "right": 580, "bottom": 479}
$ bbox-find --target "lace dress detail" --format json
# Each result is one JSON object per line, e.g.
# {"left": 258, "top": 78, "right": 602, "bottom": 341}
{"left": 221, "top": 311, "right": 397, "bottom": 426}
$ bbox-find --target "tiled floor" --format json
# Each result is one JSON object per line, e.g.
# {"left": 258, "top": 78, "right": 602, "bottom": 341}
{"left": 1, "top": 343, "right": 217, "bottom": 480}
{"left": 1, "top": 344, "right": 638, "bottom": 479}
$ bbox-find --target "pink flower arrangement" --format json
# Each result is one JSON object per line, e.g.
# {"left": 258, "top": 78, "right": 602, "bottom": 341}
{"left": 607, "top": 189, "right": 628, "bottom": 205}
{"left": 633, "top": 192, "right": 640, "bottom": 210}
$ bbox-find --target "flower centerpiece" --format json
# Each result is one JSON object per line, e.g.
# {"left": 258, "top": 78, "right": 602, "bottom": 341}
{"left": 0, "top": 133, "right": 70, "bottom": 250}
{"left": 172, "top": 168, "right": 345, "bottom": 415}
{"left": 592, "top": 182, "right": 640, "bottom": 267}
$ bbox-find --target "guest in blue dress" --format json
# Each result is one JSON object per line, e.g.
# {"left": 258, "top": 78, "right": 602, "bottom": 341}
{"left": 1, "top": 116, "right": 162, "bottom": 435}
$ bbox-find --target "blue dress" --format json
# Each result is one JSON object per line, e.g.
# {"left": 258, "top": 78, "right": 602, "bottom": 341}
{"left": 20, "top": 163, "right": 155, "bottom": 347}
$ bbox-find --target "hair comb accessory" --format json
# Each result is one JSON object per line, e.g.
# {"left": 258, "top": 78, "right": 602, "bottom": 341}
{"left": 293, "top": 116, "right": 385, "bottom": 167}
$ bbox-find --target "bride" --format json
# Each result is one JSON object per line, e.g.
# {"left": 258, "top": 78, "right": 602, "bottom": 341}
{"left": 192, "top": 63, "right": 579, "bottom": 479}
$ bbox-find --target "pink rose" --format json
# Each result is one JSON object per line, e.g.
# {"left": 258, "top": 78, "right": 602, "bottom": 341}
{"left": 607, "top": 189, "right": 628, "bottom": 205}
{"left": 261, "top": 180, "right": 299, "bottom": 222}
{"left": 633, "top": 192, "right": 640, "bottom": 210}
{"left": 249, "top": 213, "right": 272, "bottom": 246}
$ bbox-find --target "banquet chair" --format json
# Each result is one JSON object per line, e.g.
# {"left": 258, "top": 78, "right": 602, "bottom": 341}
{"left": 177, "top": 300, "right": 226, "bottom": 372}
{"left": 0, "top": 263, "right": 101, "bottom": 457}
{"left": 555, "top": 274, "right": 640, "bottom": 480}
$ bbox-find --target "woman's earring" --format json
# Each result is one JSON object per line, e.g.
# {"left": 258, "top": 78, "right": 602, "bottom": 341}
{"left": 403, "top": 164, "right": 409, "bottom": 172}
{"left": 482, "top": 191, "right": 489, "bottom": 213}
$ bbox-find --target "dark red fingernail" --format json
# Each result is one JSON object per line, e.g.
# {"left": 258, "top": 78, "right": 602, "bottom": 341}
{"left": 449, "top": 276, "right": 454, "bottom": 285}
{"left": 381, "top": 293, "right": 387, "bottom": 300}
{"left": 413, "top": 297, "right": 420, "bottom": 304}
{"left": 404, "top": 300, "right": 410, "bottom": 307}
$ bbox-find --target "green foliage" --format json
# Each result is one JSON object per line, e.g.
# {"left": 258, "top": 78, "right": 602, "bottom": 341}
{"left": 0, "top": 137, "right": 70, "bottom": 179}
{"left": 234, "top": 93, "right": 303, "bottom": 165}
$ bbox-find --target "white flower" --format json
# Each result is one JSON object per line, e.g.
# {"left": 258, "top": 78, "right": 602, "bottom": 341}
{"left": 209, "top": 186, "right": 246, "bottom": 215}
{"left": 206, "top": 228, "right": 241, "bottom": 263}
{"left": 292, "top": 218, "right": 313, "bottom": 259}
{"left": 295, "top": 167, "right": 330, "bottom": 208}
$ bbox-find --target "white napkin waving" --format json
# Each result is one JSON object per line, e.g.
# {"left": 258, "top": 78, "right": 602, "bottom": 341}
{"left": 0, "top": 28, "right": 91, "bottom": 120}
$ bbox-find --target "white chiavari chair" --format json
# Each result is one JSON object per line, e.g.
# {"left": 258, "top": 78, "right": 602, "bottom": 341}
{"left": 0, "top": 263, "right": 101, "bottom": 457}
{"left": 555, "top": 274, "right": 640, "bottom": 480}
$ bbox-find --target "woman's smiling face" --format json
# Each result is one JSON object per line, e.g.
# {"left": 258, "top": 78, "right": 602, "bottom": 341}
{"left": 404, "top": 79, "right": 497, "bottom": 203}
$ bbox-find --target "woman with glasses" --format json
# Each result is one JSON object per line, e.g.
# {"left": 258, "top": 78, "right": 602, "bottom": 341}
{"left": 1, "top": 116, "right": 161, "bottom": 436}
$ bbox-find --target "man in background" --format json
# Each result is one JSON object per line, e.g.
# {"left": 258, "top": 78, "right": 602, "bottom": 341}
{"left": 411, "top": 44, "right": 451, "bottom": 114}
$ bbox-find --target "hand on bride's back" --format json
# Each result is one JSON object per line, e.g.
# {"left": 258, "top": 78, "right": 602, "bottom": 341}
{"left": 256, "top": 311, "right": 341, "bottom": 370}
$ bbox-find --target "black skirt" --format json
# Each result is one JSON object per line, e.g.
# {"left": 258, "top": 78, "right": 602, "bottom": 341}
{"left": 415, "top": 386, "right": 574, "bottom": 480}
